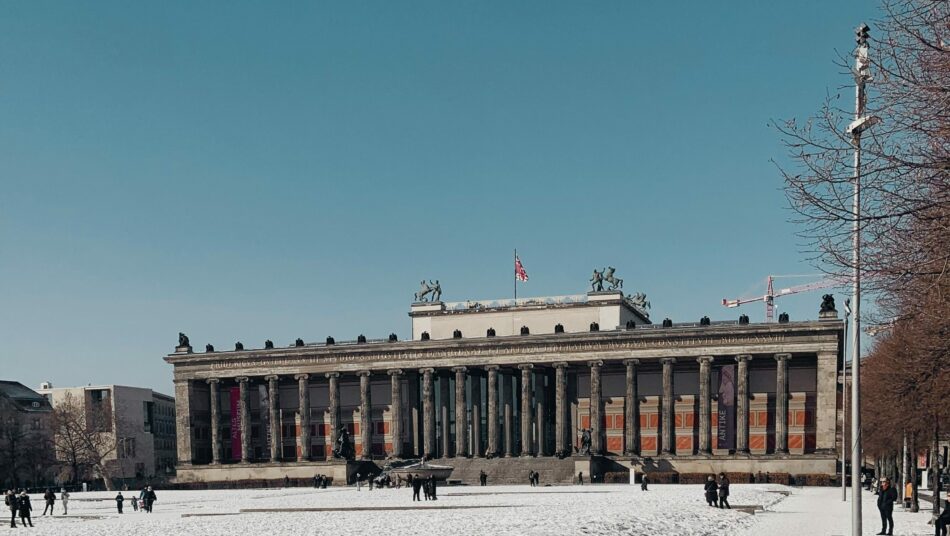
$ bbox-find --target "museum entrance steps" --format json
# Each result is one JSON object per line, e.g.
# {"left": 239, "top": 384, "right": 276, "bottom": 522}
{"left": 426, "top": 456, "right": 578, "bottom": 485}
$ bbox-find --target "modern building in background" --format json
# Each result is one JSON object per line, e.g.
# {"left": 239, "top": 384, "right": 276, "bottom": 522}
{"left": 166, "top": 289, "right": 843, "bottom": 485}
{"left": 38, "top": 384, "right": 177, "bottom": 480}
{"left": 0, "top": 381, "right": 54, "bottom": 488}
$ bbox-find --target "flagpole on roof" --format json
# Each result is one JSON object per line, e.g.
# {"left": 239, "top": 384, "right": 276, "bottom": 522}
{"left": 514, "top": 248, "right": 518, "bottom": 300}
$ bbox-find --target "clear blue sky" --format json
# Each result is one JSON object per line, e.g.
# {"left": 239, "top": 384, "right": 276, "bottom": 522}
{"left": 0, "top": 1, "right": 873, "bottom": 395}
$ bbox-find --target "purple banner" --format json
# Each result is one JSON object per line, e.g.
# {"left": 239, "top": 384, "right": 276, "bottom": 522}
{"left": 230, "top": 387, "right": 241, "bottom": 460}
{"left": 717, "top": 365, "right": 736, "bottom": 450}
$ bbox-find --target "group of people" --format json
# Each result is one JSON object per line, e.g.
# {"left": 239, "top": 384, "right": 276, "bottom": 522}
{"left": 312, "top": 474, "right": 330, "bottom": 488}
{"left": 702, "top": 473, "right": 731, "bottom": 509}
{"left": 408, "top": 474, "right": 438, "bottom": 501}
{"left": 113, "top": 487, "right": 157, "bottom": 514}
{"left": 527, "top": 471, "right": 541, "bottom": 487}
{"left": 5, "top": 490, "right": 33, "bottom": 528}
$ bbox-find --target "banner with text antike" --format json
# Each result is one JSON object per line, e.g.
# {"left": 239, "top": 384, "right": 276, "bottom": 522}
{"left": 717, "top": 365, "right": 736, "bottom": 450}
{"left": 230, "top": 387, "right": 241, "bottom": 460}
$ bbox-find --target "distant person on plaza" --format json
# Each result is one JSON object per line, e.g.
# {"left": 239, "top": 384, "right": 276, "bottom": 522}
{"left": 577, "top": 471, "right": 583, "bottom": 485}
{"left": 427, "top": 476, "right": 437, "bottom": 500}
{"left": 935, "top": 496, "right": 950, "bottom": 536}
{"left": 143, "top": 486, "right": 157, "bottom": 513}
{"left": 479, "top": 470, "right": 487, "bottom": 486}
{"left": 534, "top": 471, "right": 540, "bottom": 487}
{"left": 6, "top": 490, "right": 18, "bottom": 528}
{"left": 42, "top": 488, "right": 55, "bottom": 515}
{"left": 115, "top": 492, "right": 124, "bottom": 514}
{"left": 641, "top": 474, "right": 649, "bottom": 491}
{"left": 60, "top": 489, "right": 69, "bottom": 515}
{"left": 528, "top": 470, "right": 536, "bottom": 487}
{"left": 704, "top": 476, "right": 718, "bottom": 507}
{"left": 356, "top": 473, "right": 362, "bottom": 491}
{"left": 718, "top": 473, "right": 731, "bottom": 509}
{"left": 876, "top": 477, "right": 897, "bottom": 536}
{"left": 130, "top": 493, "right": 138, "bottom": 512}
{"left": 17, "top": 491, "right": 33, "bottom": 527}
{"left": 411, "top": 475, "right": 422, "bottom": 502}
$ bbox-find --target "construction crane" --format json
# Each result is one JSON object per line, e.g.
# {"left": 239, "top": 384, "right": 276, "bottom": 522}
{"left": 722, "top": 275, "right": 843, "bottom": 323}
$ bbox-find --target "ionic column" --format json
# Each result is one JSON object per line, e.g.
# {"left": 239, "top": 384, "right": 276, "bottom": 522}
{"left": 421, "top": 368, "right": 435, "bottom": 458}
{"left": 518, "top": 364, "right": 534, "bottom": 457}
{"left": 237, "top": 376, "right": 251, "bottom": 463}
{"left": 534, "top": 370, "right": 546, "bottom": 456}
{"left": 554, "top": 362, "right": 568, "bottom": 457}
{"left": 471, "top": 371, "right": 482, "bottom": 457}
{"left": 660, "top": 358, "right": 676, "bottom": 454}
{"left": 503, "top": 370, "right": 514, "bottom": 457}
{"left": 265, "top": 375, "right": 281, "bottom": 462}
{"left": 326, "top": 372, "right": 340, "bottom": 455}
{"left": 388, "top": 369, "right": 403, "bottom": 458}
{"left": 735, "top": 355, "right": 751, "bottom": 453}
{"left": 436, "top": 372, "right": 449, "bottom": 457}
{"left": 774, "top": 353, "right": 792, "bottom": 454}
{"left": 589, "top": 360, "right": 603, "bottom": 455}
{"left": 485, "top": 365, "right": 499, "bottom": 457}
{"left": 697, "top": 356, "right": 714, "bottom": 454}
{"left": 623, "top": 360, "right": 640, "bottom": 456}
{"left": 359, "top": 371, "right": 372, "bottom": 460}
{"left": 452, "top": 367, "right": 468, "bottom": 457}
{"left": 295, "top": 374, "right": 310, "bottom": 461}
{"left": 206, "top": 379, "right": 221, "bottom": 464}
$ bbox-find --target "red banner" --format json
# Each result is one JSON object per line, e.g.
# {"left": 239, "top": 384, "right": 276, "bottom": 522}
{"left": 230, "top": 387, "right": 241, "bottom": 460}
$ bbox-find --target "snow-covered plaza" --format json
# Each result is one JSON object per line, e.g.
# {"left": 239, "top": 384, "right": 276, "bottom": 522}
{"left": 12, "top": 483, "right": 943, "bottom": 536}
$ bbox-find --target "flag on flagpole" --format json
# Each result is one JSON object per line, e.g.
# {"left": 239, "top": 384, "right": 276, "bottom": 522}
{"left": 515, "top": 255, "right": 529, "bottom": 282}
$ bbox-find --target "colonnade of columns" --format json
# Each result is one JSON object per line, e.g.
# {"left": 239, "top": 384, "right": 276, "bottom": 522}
{"left": 194, "top": 352, "right": 798, "bottom": 465}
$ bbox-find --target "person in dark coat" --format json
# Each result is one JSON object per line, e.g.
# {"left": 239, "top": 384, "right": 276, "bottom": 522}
{"left": 479, "top": 471, "right": 487, "bottom": 486}
{"left": 704, "top": 476, "right": 719, "bottom": 507}
{"left": 17, "top": 492, "right": 32, "bottom": 527}
{"left": 411, "top": 475, "right": 422, "bottom": 502}
{"left": 718, "top": 473, "right": 731, "bottom": 509}
{"left": 528, "top": 470, "right": 536, "bottom": 487}
{"left": 533, "top": 472, "right": 540, "bottom": 487}
{"left": 876, "top": 477, "right": 897, "bottom": 535}
{"left": 6, "top": 490, "right": 18, "bottom": 528}
{"left": 143, "top": 486, "right": 157, "bottom": 513}
{"left": 935, "top": 497, "right": 950, "bottom": 536}
{"left": 577, "top": 471, "right": 583, "bottom": 485}
{"left": 115, "top": 492, "right": 124, "bottom": 514}
{"left": 42, "top": 489, "right": 55, "bottom": 515}
{"left": 428, "top": 475, "right": 437, "bottom": 500}
{"left": 641, "top": 474, "right": 649, "bottom": 491}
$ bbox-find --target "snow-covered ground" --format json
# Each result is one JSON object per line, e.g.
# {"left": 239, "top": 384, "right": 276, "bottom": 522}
{"left": 9, "top": 484, "right": 944, "bottom": 535}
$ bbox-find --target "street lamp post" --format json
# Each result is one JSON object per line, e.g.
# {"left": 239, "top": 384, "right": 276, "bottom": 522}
{"left": 842, "top": 299, "right": 851, "bottom": 501}
{"left": 846, "top": 23, "right": 875, "bottom": 536}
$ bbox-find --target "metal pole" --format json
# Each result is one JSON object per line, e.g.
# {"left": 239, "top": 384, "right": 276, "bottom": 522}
{"left": 850, "top": 24, "right": 870, "bottom": 536}
{"left": 514, "top": 249, "right": 517, "bottom": 300}
{"left": 842, "top": 311, "right": 848, "bottom": 501}
{"left": 901, "top": 431, "right": 908, "bottom": 502}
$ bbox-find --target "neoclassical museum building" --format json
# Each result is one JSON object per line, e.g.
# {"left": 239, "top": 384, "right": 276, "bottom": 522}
{"left": 167, "top": 290, "right": 843, "bottom": 485}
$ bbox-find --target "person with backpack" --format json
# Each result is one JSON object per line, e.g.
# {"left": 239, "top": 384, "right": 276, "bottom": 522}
{"left": 5, "top": 490, "right": 18, "bottom": 528}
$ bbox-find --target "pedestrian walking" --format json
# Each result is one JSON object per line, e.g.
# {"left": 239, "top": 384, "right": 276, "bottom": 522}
{"left": 479, "top": 470, "right": 487, "bottom": 486}
{"left": 935, "top": 496, "right": 950, "bottom": 536}
{"left": 42, "top": 488, "right": 55, "bottom": 515}
{"left": 115, "top": 492, "right": 124, "bottom": 514}
{"left": 6, "top": 490, "right": 18, "bottom": 528}
{"left": 60, "top": 489, "right": 69, "bottom": 515}
{"left": 718, "top": 473, "right": 731, "bottom": 509}
{"left": 577, "top": 471, "right": 583, "bottom": 485}
{"left": 130, "top": 494, "right": 138, "bottom": 512}
{"left": 356, "top": 473, "right": 362, "bottom": 491}
{"left": 428, "top": 475, "right": 437, "bottom": 500}
{"left": 533, "top": 472, "right": 540, "bottom": 487}
{"left": 641, "top": 474, "right": 649, "bottom": 491}
{"left": 704, "top": 476, "right": 719, "bottom": 507}
{"left": 422, "top": 477, "right": 431, "bottom": 501}
{"left": 143, "top": 486, "right": 157, "bottom": 513}
{"left": 528, "top": 470, "right": 536, "bottom": 487}
{"left": 411, "top": 475, "right": 422, "bottom": 502}
{"left": 17, "top": 492, "right": 33, "bottom": 527}
{"left": 877, "top": 477, "right": 897, "bottom": 535}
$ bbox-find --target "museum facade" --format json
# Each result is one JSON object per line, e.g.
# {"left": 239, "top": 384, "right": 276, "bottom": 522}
{"left": 167, "top": 290, "right": 842, "bottom": 485}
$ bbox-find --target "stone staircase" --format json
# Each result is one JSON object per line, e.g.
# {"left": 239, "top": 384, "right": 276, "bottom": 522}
{"left": 426, "top": 456, "right": 577, "bottom": 485}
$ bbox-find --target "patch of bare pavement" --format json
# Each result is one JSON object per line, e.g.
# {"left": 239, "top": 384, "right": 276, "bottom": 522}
{"left": 238, "top": 505, "right": 522, "bottom": 513}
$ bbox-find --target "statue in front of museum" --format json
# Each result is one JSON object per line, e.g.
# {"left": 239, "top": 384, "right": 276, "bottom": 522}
{"left": 590, "top": 269, "right": 605, "bottom": 292}
{"left": 578, "top": 428, "right": 592, "bottom": 455}
{"left": 333, "top": 427, "right": 354, "bottom": 460}
{"left": 603, "top": 267, "right": 623, "bottom": 290}
{"left": 819, "top": 294, "right": 836, "bottom": 313}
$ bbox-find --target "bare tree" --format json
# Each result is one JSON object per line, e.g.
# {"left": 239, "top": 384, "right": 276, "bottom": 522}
{"left": 0, "top": 401, "right": 54, "bottom": 489}
{"left": 50, "top": 392, "right": 120, "bottom": 491}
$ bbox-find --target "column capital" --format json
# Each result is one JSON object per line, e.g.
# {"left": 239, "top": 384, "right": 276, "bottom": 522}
{"left": 552, "top": 361, "right": 569, "bottom": 369}
{"left": 357, "top": 370, "right": 372, "bottom": 378}
{"left": 517, "top": 364, "right": 534, "bottom": 371}
{"left": 264, "top": 374, "right": 279, "bottom": 382}
{"left": 235, "top": 376, "right": 249, "bottom": 383}
{"left": 206, "top": 378, "right": 220, "bottom": 385}
{"left": 420, "top": 367, "right": 435, "bottom": 375}
{"left": 697, "top": 356, "right": 715, "bottom": 365}
{"left": 294, "top": 373, "right": 310, "bottom": 381}
{"left": 387, "top": 368, "right": 404, "bottom": 376}
{"left": 774, "top": 353, "right": 792, "bottom": 362}
{"left": 484, "top": 364, "right": 500, "bottom": 372}
{"left": 659, "top": 357, "right": 677, "bottom": 366}
{"left": 623, "top": 359, "right": 640, "bottom": 367}
{"left": 588, "top": 360, "right": 604, "bottom": 368}
{"left": 452, "top": 366, "right": 468, "bottom": 373}
{"left": 735, "top": 354, "right": 753, "bottom": 363}
{"left": 325, "top": 372, "right": 340, "bottom": 379}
